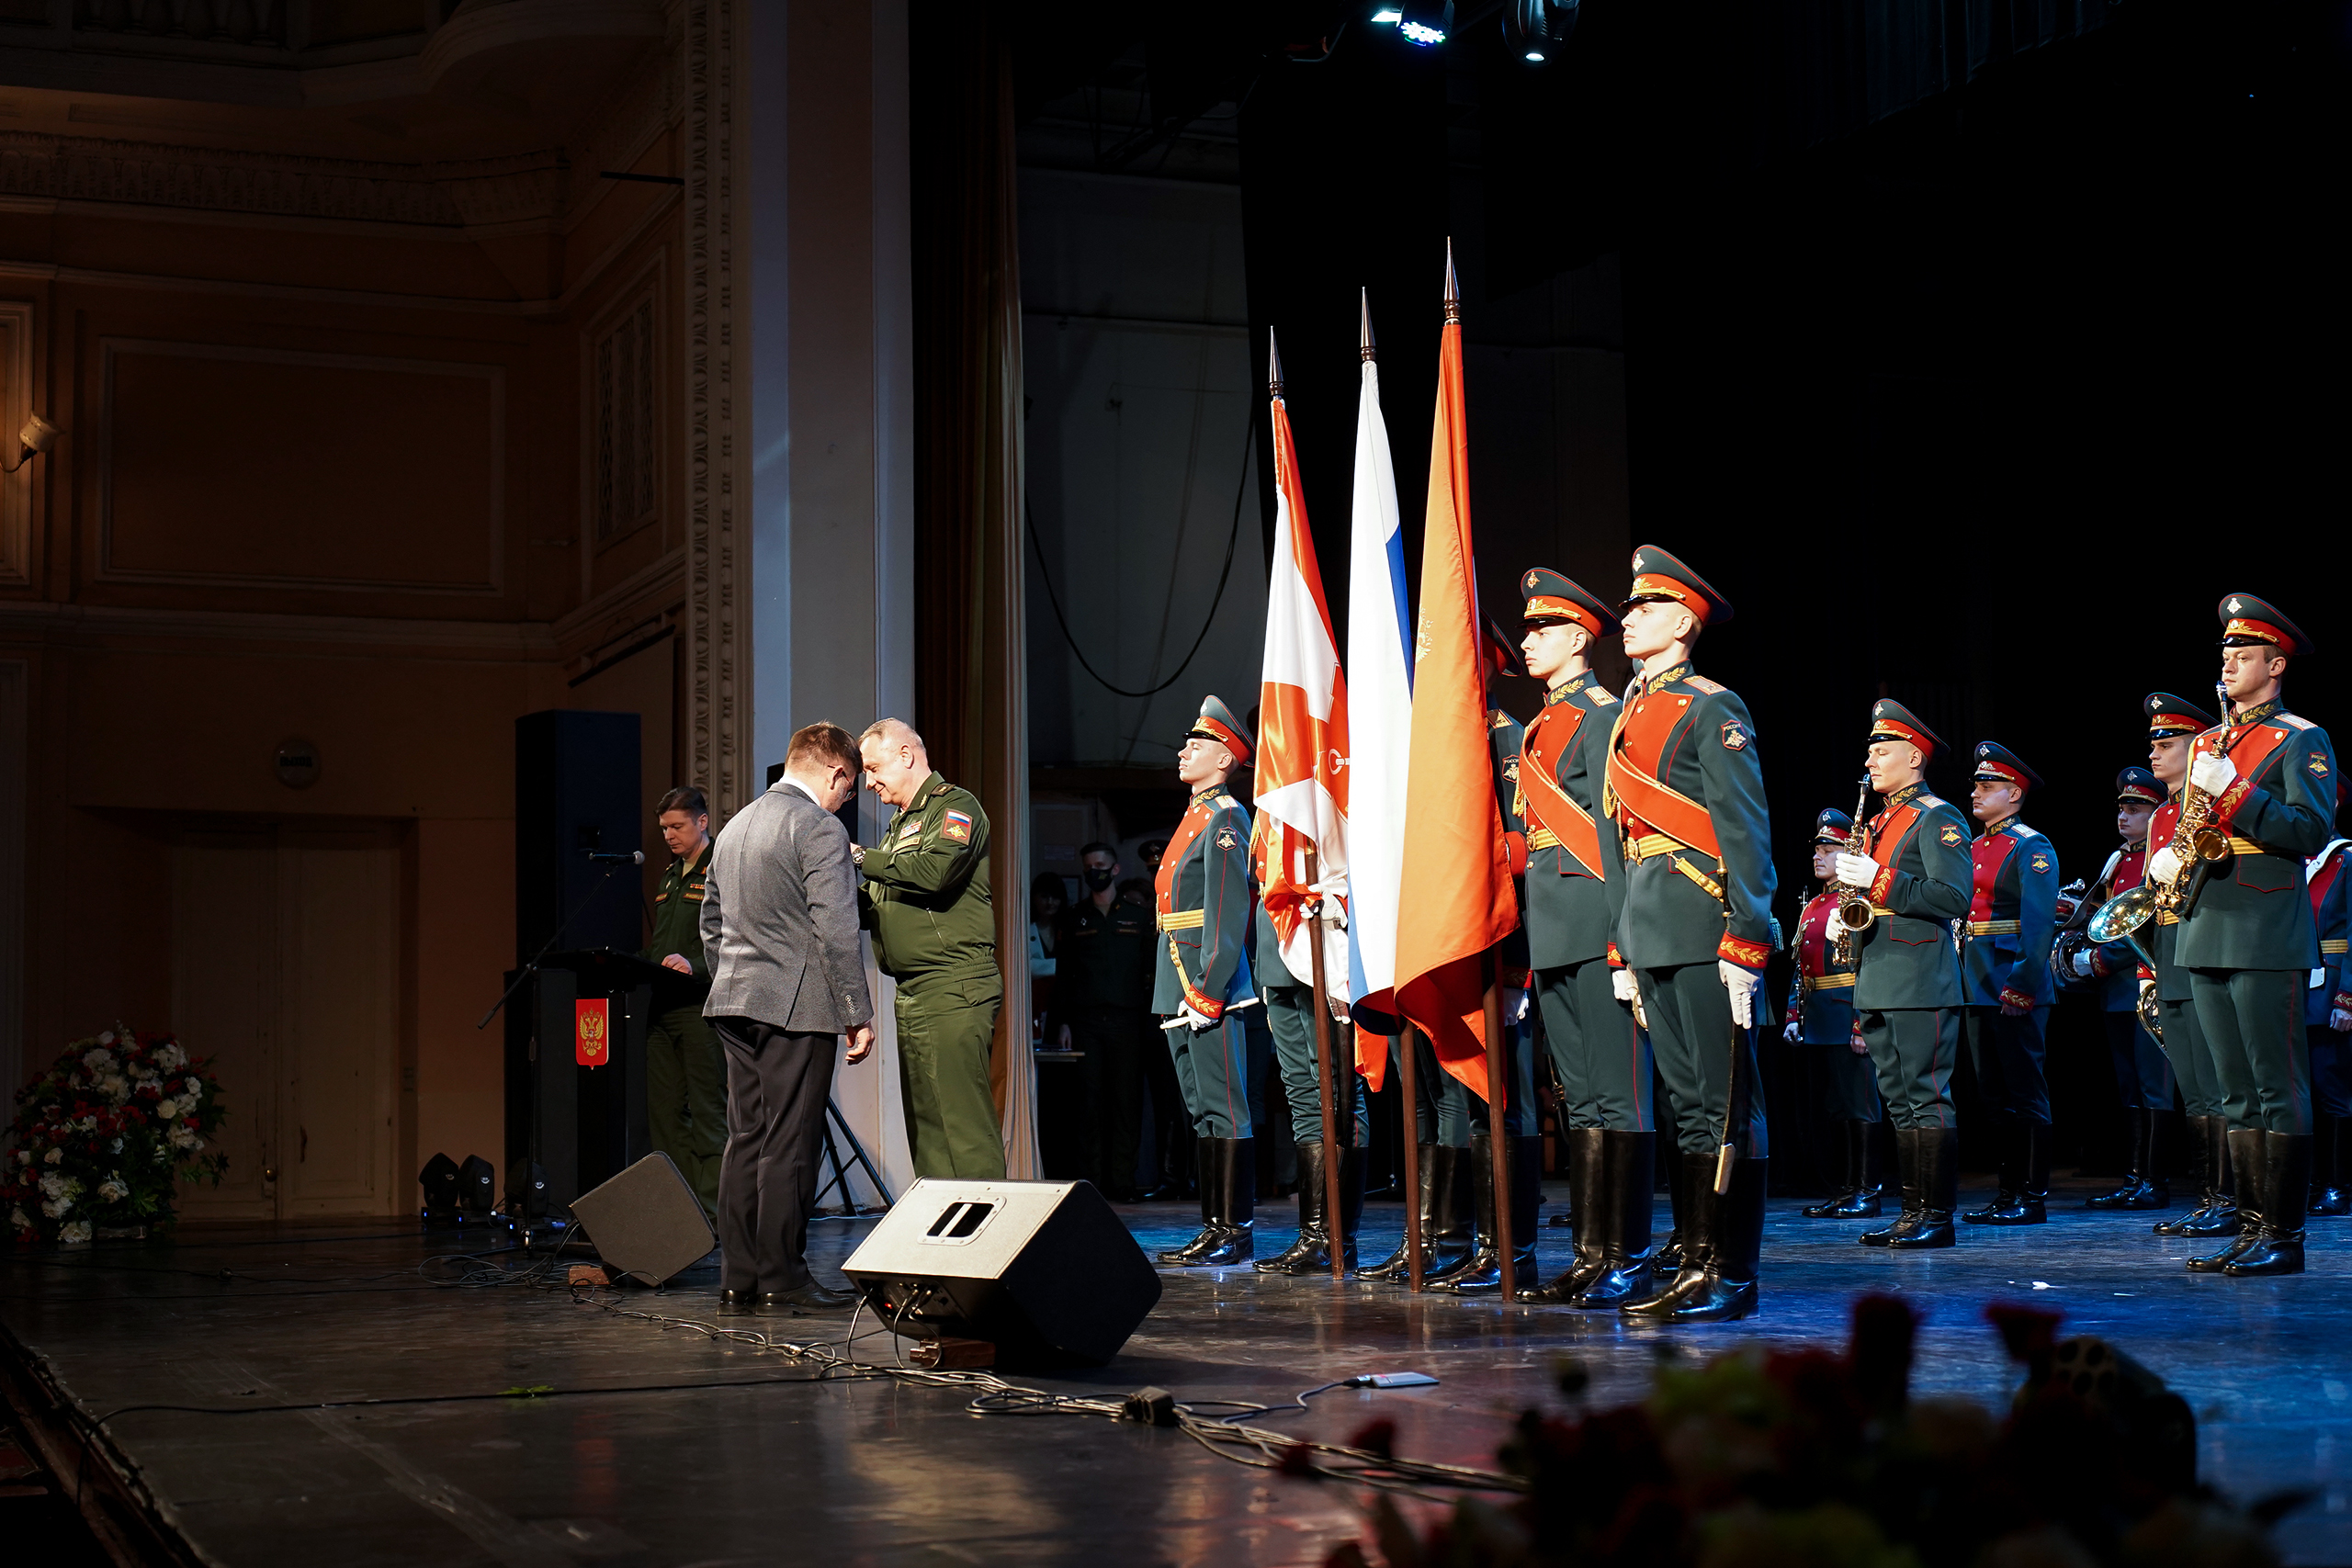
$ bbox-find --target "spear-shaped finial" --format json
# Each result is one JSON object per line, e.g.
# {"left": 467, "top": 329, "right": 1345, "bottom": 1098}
{"left": 1442, "top": 237, "right": 1460, "bottom": 326}
{"left": 1360, "top": 288, "right": 1376, "bottom": 363}
{"left": 1269, "top": 327, "right": 1284, "bottom": 396}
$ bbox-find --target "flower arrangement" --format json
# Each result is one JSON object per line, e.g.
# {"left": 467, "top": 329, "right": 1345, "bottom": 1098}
{"left": 5, "top": 1027, "right": 229, "bottom": 1246}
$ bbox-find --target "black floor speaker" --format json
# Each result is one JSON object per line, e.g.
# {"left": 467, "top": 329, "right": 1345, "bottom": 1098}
{"left": 568, "top": 1153, "right": 715, "bottom": 1285}
{"left": 842, "top": 1179, "right": 1160, "bottom": 1367}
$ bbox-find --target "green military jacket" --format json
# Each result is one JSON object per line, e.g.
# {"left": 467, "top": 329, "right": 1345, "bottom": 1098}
{"left": 643, "top": 843, "right": 713, "bottom": 976}
{"left": 858, "top": 772, "right": 998, "bottom": 986}
{"left": 1153, "top": 784, "right": 1255, "bottom": 1019}
{"left": 1519, "top": 672, "right": 1627, "bottom": 970}
{"left": 1848, "top": 782, "right": 1972, "bottom": 1010}
{"left": 2176, "top": 702, "right": 2341, "bottom": 971}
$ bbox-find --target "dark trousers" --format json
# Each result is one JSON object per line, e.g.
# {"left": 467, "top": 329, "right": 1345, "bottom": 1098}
{"left": 1860, "top": 1007, "right": 1958, "bottom": 1130}
{"left": 712, "top": 1017, "right": 837, "bottom": 1294}
{"left": 1809, "top": 1041, "right": 1883, "bottom": 1122}
{"left": 1263, "top": 984, "right": 1368, "bottom": 1146}
{"left": 1535, "top": 957, "right": 1652, "bottom": 1132}
{"left": 1636, "top": 963, "right": 1769, "bottom": 1160}
{"left": 1068, "top": 1005, "right": 1148, "bottom": 1195}
{"left": 2190, "top": 968, "right": 2310, "bottom": 1134}
{"left": 2160, "top": 992, "right": 2230, "bottom": 1120}
{"left": 2312, "top": 1025, "right": 2352, "bottom": 1120}
{"left": 2105, "top": 1010, "right": 2175, "bottom": 1111}
{"left": 1166, "top": 1012, "right": 1253, "bottom": 1138}
{"left": 1964, "top": 1005, "right": 2052, "bottom": 1124}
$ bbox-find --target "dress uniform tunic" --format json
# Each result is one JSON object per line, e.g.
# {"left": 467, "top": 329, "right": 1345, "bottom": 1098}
{"left": 1849, "top": 781, "right": 1973, "bottom": 1129}
{"left": 1961, "top": 812, "right": 2060, "bottom": 1126}
{"left": 1154, "top": 784, "right": 1258, "bottom": 1139}
{"left": 858, "top": 772, "right": 1007, "bottom": 1181}
{"left": 643, "top": 844, "right": 724, "bottom": 1218}
{"left": 1790, "top": 889, "right": 1879, "bottom": 1122}
{"left": 2304, "top": 840, "right": 2352, "bottom": 1212}
{"left": 2086, "top": 830, "right": 2177, "bottom": 1114}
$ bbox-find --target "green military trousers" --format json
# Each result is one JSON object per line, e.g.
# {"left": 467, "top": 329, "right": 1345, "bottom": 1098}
{"left": 1535, "top": 957, "right": 1652, "bottom": 1133}
{"left": 1635, "top": 963, "right": 1769, "bottom": 1160}
{"left": 647, "top": 1005, "right": 728, "bottom": 1218}
{"left": 895, "top": 969, "right": 1008, "bottom": 1180}
{"left": 1261, "top": 984, "right": 1368, "bottom": 1147}
{"left": 1859, "top": 1007, "right": 1959, "bottom": 1131}
{"left": 2189, "top": 967, "right": 2311, "bottom": 1134}
{"left": 2159, "top": 993, "right": 2234, "bottom": 1122}
{"left": 1166, "top": 1011, "right": 1253, "bottom": 1139}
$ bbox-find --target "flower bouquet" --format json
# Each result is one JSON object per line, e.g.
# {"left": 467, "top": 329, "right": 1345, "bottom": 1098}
{"left": 5, "top": 1027, "right": 229, "bottom": 1246}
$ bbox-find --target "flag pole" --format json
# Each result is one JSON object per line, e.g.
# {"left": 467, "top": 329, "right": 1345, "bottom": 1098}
{"left": 1304, "top": 847, "right": 1348, "bottom": 1280}
{"left": 1401, "top": 1031, "right": 1423, "bottom": 1292}
{"left": 1484, "top": 965, "right": 1514, "bottom": 1301}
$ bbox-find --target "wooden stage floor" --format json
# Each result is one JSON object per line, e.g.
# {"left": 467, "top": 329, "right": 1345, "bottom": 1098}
{"left": 3, "top": 1182, "right": 2348, "bottom": 1565}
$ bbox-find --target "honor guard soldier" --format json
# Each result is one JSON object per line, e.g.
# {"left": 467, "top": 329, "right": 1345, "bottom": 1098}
{"left": 1604, "top": 547, "right": 1775, "bottom": 1323}
{"left": 1154, "top": 696, "right": 1261, "bottom": 1267}
{"left": 1829, "top": 702, "right": 1973, "bottom": 1248}
{"left": 1957, "top": 742, "right": 2061, "bottom": 1226}
{"left": 2160, "top": 596, "right": 2340, "bottom": 1276}
{"left": 1507, "top": 570, "right": 1655, "bottom": 1309}
{"left": 1787, "top": 808, "right": 1883, "bottom": 1221}
{"left": 2141, "top": 693, "right": 2240, "bottom": 1240}
{"left": 2065, "top": 769, "right": 2175, "bottom": 1211}
{"left": 2304, "top": 833, "right": 2352, "bottom": 1217}
{"left": 1250, "top": 850, "right": 1367, "bottom": 1277}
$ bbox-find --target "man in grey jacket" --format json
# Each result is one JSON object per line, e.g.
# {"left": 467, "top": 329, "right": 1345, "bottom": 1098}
{"left": 700, "top": 721, "right": 876, "bottom": 1314}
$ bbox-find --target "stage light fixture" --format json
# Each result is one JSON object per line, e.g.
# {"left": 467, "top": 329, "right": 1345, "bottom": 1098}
{"left": 1396, "top": 0, "right": 1450, "bottom": 45}
{"left": 458, "top": 1155, "right": 497, "bottom": 1218}
{"left": 1371, "top": 6, "right": 1402, "bottom": 19}
{"left": 1505, "top": 0, "right": 1577, "bottom": 63}
{"left": 419, "top": 1153, "right": 463, "bottom": 1227}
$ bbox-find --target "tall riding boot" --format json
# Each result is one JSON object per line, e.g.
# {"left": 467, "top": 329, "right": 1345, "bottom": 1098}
{"left": 1192, "top": 1137, "right": 1256, "bottom": 1266}
{"left": 1966, "top": 1121, "right": 2048, "bottom": 1224}
{"left": 2136, "top": 1108, "right": 2173, "bottom": 1209}
{"left": 1623, "top": 1150, "right": 1717, "bottom": 1317}
{"left": 1569, "top": 1130, "right": 1658, "bottom": 1309}
{"left": 1804, "top": 1119, "right": 1865, "bottom": 1218}
{"left": 2309, "top": 1118, "right": 2349, "bottom": 1216}
{"left": 1257, "top": 1138, "right": 1329, "bottom": 1274}
{"left": 1860, "top": 1125, "right": 1918, "bottom": 1246}
{"left": 1961, "top": 1119, "right": 2018, "bottom": 1224}
{"left": 1157, "top": 1137, "right": 1221, "bottom": 1263}
{"left": 1884, "top": 1127, "right": 1958, "bottom": 1249}
{"left": 2226, "top": 1132, "right": 2310, "bottom": 1276}
{"left": 1519, "top": 1128, "right": 1607, "bottom": 1302}
{"left": 1832, "top": 1120, "right": 1884, "bottom": 1218}
{"left": 1655, "top": 1145, "right": 1690, "bottom": 1272}
{"left": 1511, "top": 1135, "right": 1544, "bottom": 1274}
{"left": 2088, "top": 1108, "right": 2149, "bottom": 1209}
{"left": 1336, "top": 1145, "right": 1364, "bottom": 1266}
{"left": 2155, "top": 1114, "right": 2209, "bottom": 1235}
{"left": 1625, "top": 1154, "right": 1761, "bottom": 1324}
{"left": 1432, "top": 1133, "right": 1502, "bottom": 1292}
{"left": 1360, "top": 1145, "right": 1439, "bottom": 1281}
{"left": 2189, "top": 1129, "right": 2267, "bottom": 1270}
{"left": 2171, "top": 1115, "right": 2242, "bottom": 1236}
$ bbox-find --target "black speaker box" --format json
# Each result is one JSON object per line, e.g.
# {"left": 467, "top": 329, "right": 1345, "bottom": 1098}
{"left": 841, "top": 1179, "right": 1160, "bottom": 1368}
{"left": 569, "top": 1153, "right": 716, "bottom": 1285}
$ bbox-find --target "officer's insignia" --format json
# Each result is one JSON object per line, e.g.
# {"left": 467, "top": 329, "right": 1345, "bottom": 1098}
{"left": 2311, "top": 754, "right": 2330, "bottom": 777}
{"left": 1940, "top": 825, "right": 1963, "bottom": 846}
{"left": 2030, "top": 853, "right": 2052, "bottom": 874}
{"left": 942, "top": 809, "right": 972, "bottom": 843}
{"left": 1503, "top": 759, "right": 1521, "bottom": 783}
{"left": 1590, "top": 688, "right": 1616, "bottom": 705}
{"left": 1215, "top": 829, "right": 1238, "bottom": 851}
{"left": 1720, "top": 720, "right": 1748, "bottom": 751}
{"left": 1686, "top": 675, "right": 1725, "bottom": 694}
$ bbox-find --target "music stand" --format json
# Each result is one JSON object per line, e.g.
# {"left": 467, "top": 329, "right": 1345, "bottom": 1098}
{"left": 812, "top": 1100, "right": 893, "bottom": 1218}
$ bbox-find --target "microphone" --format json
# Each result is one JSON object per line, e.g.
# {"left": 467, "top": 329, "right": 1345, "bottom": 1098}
{"left": 585, "top": 851, "right": 645, "bottom": 864}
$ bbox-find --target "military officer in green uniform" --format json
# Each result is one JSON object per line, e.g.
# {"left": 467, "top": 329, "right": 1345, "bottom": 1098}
{"left": 854, "top": 717, "right": 1006, "bottom": 1182}
{"left": 1827, "top": 702, "right": 1974, "bottom": 1249}
{"left": 1605, "top": 546, "right": 1776, "bottom": 1324}
{"left": 2162, "top": 595, "right": 2339, "bottom": 1276}
{"left": 1152, "top": 696, "right": 1260, "bottom": 1267}
{"left": 642, "top": 786, "right": 724, "bottom": 1219}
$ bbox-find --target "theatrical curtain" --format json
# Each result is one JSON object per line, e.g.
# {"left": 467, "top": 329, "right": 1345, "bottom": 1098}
{"left": 910, "top": 3, "right": 1037, "bottom": 1177}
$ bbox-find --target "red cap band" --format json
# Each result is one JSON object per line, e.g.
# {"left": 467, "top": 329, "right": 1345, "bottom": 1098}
{"left": 1523, "top": 595, "right": 1602, "bottom": 637}
{"left": 1870, "top": 720, "right": 1935, "bottom": 761}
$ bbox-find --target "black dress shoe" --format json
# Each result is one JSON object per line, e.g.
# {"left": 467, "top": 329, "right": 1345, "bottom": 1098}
{"left": 718, "top": 1289, "right": 756, "bottom": 1315}
{"left": 761, "top": 1282, "right": 857, "bottom": 1313}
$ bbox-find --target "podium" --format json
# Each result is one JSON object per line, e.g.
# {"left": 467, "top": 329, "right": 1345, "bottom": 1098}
{"left": 503, "top": 948, "right": 707, "bottom": 1212}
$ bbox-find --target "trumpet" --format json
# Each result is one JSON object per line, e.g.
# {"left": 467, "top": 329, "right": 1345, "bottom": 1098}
{"left": 1830, "top": 775, "right": 1876, "bottom": 966}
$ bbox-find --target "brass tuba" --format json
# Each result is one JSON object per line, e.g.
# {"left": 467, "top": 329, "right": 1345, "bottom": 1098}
{"left": 1830, "top": 776, "right": 1876, "bottom": 965}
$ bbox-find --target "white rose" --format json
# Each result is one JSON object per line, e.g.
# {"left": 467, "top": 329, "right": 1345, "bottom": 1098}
{"left": 97, "top": 1030, "right": 116, "bottom": 1044}
{"left": 7, "top": 1207, "right": 26, "bottom": 1230}
{"left": 97, "top": 1179, "right": 129, "bottom": 1202}
{"left": 169, "top": 1126, "right": 198, "bottom": 1150}
{"left": 101, "top": 1075, "right": 129, "bottom": 1102}
{"left": 13, "top": 1149, "right": 27, "bottom": 1165}
{"left": 155, "top": 1044, "right": 185, "bottom": 1070}
{"left": 43, "top": 1147, "right": 62, "bottom": 1165}
{"left": 61, "top": 1220, "right": 92, "bottom": 1244}
{"left": 82, "top": 1047, "right": 116, "bottom": 1072}
{"left": 156, "top": 1099, "right": 180, "bottom": 1120}
{"left": 40, "top": 1196, "right": 68, "bottom": 1218}
{"left": 111, "top": 1137, "right": 124, "bottom": 1153}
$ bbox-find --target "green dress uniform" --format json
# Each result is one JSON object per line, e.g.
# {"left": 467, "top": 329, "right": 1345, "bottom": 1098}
{"left": 1604, "top": 547, "right": 1775, "bottom": 1325}
{"left": 642, "top": 843, "right": 725, "bottom": 1218}
{"left": 1154, "top": 696, "right": 1261, "bottom": 1267}
{"left": 2176, "top": 594, "right": 2337, "bottom": 1277}
{"left": 1508, "top": 569, "right": 1655, "bottom": 1310}
{"left": 858, "top": 771, "right": 1006, "bottom": 1182}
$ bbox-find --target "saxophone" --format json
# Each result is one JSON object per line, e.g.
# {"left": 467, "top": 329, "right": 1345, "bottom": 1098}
{"left": 1830, "top": 775, "right": 1876, "bottom": 967}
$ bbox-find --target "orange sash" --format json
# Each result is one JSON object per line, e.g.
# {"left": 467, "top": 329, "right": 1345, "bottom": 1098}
{"left": 1521, "top": 703, "right": 1604, "bottom": 877}
{"left": 1605, "top": 748, "right": 1722, "bottom": 860}
{"left": 1154, "top": 793, "right": 1221, "bottom": 916}
{"left": 1862, "top": 800, "right": 1924, "bottom": 864}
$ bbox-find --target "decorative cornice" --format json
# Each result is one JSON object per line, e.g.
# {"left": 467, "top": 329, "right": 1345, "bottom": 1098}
{"left": 0, "top": 600, "right": 558, "bottom": 658}
{"left": 683, "top": 0, "right": 744, "bottom": 815}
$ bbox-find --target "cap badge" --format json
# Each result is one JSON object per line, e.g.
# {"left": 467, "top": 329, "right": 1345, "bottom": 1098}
{"left": 2228, "top": 597, "right": 2244, "bottom": 613}
{"left": 1523, "top": 570, "right": 1539, "bottom": 590}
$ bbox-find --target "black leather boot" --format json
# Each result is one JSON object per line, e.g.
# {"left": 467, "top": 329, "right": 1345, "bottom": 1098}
{"left": 1337, "top": 1145, "right": 1365, "bottom": 1264}
{"left": 1432, "top": 1133, "right": 1510, "bottom": 1292}
{"left": 2226, "top": 1132, "right": 2310, "bottom": 1276}
{"left": 2309, "top": 1117, "right": 2348, "bottom": 1216}
{"left": 2189, "top": 1129, "right": 2266, "bottom": 1270}
{"left": 1256, "top": 1137, "right": 1329, "bottom": 1274}
{"left": 2087, "top": 1108, "right": 2149, "bottom": 1209}
{"left": 2177, "top": 1115, "right": 2243, "bottom": 1237}
{"left": 1965, "top": 1121, "right": 2049, "bottom": 1224}
{"left": 1961, "top": 1119, "right": 2018, "bottom": 1224}
{"left": 1568, "top": 1130, "right": 1657, "bottom": 1309}
{"left": 1833, "top": 1120, "right": 1885, "bottom": 1218}
{"left": 1360, "top": 1145, "right": 1439, "bottom": 1281}
{"left": 1157, "top": 1138, "right": 1220, "bottom": 1263}
{"left": 1622, "top": 1151, "right": 1715, "bottom": 1318}
{"left": 1861, "top": 1126, "right": 1919, "bottom": 1247}
{"left": 2155, "top": 1114, "right": 2211, "bottom": 1235}
{"left": 1884, "top": 1127, "right": 1958, "bottom": 1249}
{"left": 2136, "top": 1108, "right": 2173, "bottom": 1209}
{"left": 1189, "top": 1136, "right": 1256, "bottom": 1266}
{"left": 1654, "top": 1145, "right": 1689, "bottom": 1273}
{"left": 1803, "top": 1119, "right": 1865, "bottom": 1218}
{"left": 1518, "top": 1128, "right": 1606, "bottom": 1302}
{"left": 1623, "top": 1154, "right": 1762, "bottom": 1324}
{"left": 1443, "top": 1136, "right": 1540, "bottom": 1295}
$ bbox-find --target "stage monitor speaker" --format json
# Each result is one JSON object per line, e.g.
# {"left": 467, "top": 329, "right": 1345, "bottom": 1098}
{"left": 569, "top": 1153, "right": 716, "bottom": 1286}
{"left": 842, "top": 1179, "right": 1160, "bottom": 1368}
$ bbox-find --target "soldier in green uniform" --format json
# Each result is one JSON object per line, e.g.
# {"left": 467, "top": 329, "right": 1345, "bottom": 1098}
{"left": 1606, "top": 547, "right": 1776, "bottom": 1324}
{"left": 1829, "top": 702, "right": 1974, "bottom": 1249}
{"left": 2163, "top": 595, "right": 2338, "bottom": 1276}
{"left": 1154, "top": 696, "right": 1261, "bottom": 1267}
{"left": 642, "top": 786, "right": 724, "bottom": 1220}
{"left": 854, "top": 717, "right": 1007, "bottom": 1182}
{"left": 1054, "top": 841, "right": 1157, "bottom": 1201}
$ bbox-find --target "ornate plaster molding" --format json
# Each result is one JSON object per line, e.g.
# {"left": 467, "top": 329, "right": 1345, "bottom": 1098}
{"left": 682, "top": 0, "right": 743, "bottom": 815}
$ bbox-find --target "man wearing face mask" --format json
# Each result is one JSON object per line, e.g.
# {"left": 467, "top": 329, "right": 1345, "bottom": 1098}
{"left": 1055, "top": 841, "right": 1156, "bottom": 1201}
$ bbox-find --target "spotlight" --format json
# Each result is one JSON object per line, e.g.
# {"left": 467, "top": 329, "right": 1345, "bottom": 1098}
{"left": 1504, "top": 0, "right": 1578, "bottom": 63}
{"left": 1396, "top": 0, "right": 1450, "bottom": 45}
{"left": 419, "top": 1153, "right": 462, "bottom": 1227}
{"left": 1371, "top": 6, "right": 1402, "bottom": 18}
{"left": 458, "top": 1155, "right": 497, "bottom": 1219}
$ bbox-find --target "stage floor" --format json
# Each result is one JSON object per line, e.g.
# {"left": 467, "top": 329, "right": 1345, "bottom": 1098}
{"left": 4, "top": 1180, "right": 2348, "bottom": 1567}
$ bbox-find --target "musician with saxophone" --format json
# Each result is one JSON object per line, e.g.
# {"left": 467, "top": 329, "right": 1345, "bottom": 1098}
{"left": 2161, "top": 595, "right": 2339, "bottom": 1277}
{"left": 2066, "top": 767, "right": 2176, "bottom": 1212}
{"left": 1957, "top": 742, "right": 2062, "bottom": 1228}
{"left": 1827, "top": 701, "right": 1973, "bottom": 1248}
{"left": 1786, "top": 807, "right": 1883, "bottom": 1220}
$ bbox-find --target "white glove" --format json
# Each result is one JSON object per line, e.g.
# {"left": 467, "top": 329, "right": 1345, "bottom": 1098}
{"left": 2146, "top": 844, "right": 2183, "bottom": 886}
{"left": 1506, "top": 987, "right": 1530, "bottom": 1023}
{"left": 1611, "top": 968, "right": 1638, "bottom": 1004}
{"left": 2189, "top": 749, "right": 2237, "bottom": 798}
{"left": 1176, "top": 1002, "right": 1218, "bottom": 1032}
{"left": 1719, "top": 961, "right": 1761, "bottom": 1028}
{"left": 2333, "top": 1004, "right": 2352, "bottom": 1034}
{"left": 1781, "top": 1021, "right": 1799, "bottom": 1043}
{"left": 1832, "top": 852, "right": 1879, "bottom": 889}
{"left": 2070, "top": 948, "right": 2096, "bottom": 978}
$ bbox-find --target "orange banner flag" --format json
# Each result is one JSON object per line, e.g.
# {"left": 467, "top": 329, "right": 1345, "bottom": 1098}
{"left": 1393, "top": 243, "right": 1519, "bottom": 1102}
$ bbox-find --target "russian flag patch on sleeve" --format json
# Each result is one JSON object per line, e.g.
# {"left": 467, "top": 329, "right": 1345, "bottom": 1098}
{"left": 943, "top": 809, "right": 972, "bottom": 842}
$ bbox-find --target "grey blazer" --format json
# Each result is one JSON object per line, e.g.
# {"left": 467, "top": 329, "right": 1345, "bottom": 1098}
{"left": 700, "top": 782, "right": 874, "bottom": 1033}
